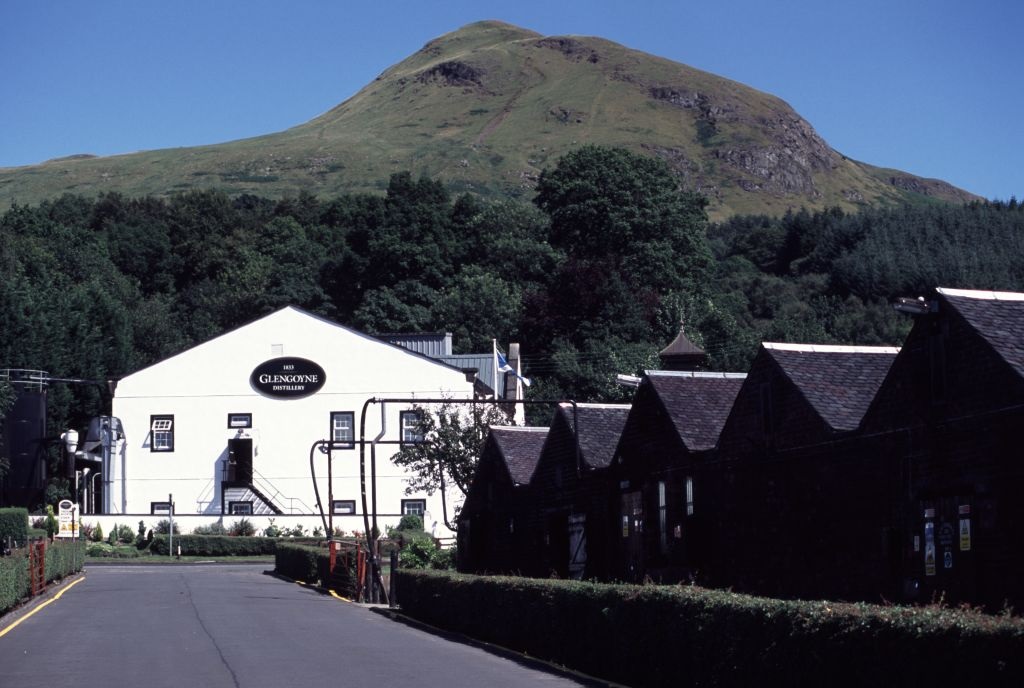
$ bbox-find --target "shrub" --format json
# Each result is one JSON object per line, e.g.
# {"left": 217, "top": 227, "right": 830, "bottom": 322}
{"left": 114, "top": 523, "right": 134, "bottom": 544}
{"left": 284, "top": 524, "right": 307, "bottom": 537}
{"left": 1, "top": 540, "right": 84, "bottom": 614}
{"left": 86, "top": 542, "right": 141, "bottom": 558}
{"left": 192, "top": 521, "right": 227, "bottom": 536}
{"left": 153, "top": 519, "right": 180, "bottom": 535}
{"left": 149, "top": 534, "right": 277, "bottom": 556}
{"left": 0, "top": 550, "right": 28, "bottom": 613}
{"left": 228, "top": 518, "right": 255, "bottom": 537}
{"left": 395, "top": 570, "right": 1024, "bottom": 688}
{"left": 274, "top": 543, "right": 321, "bottom": 583}
{"left": 274, "top": 542, "right": 355, "bottom": 597}
{"left": 44, "top": 540, "right": 85, "bottom": 581}
{"left": 92, "top": 522, "right": 104, "bottom": 543}
{"left": 0, "top": 507, "right": 28, "bottom": 546}
{"left": 397, "top": 514, "right": 423, "bottom": 532}
{"left": 263, "top": 519, "right": 281, "bottom": 537}
{"left": 44, "top": 506, "right": 58, "bottom": 540}
{"left": 429, "top": 545, "right": 456, "bottom": 571}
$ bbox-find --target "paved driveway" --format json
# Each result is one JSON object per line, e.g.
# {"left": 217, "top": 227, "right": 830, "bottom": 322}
{"left": 0, "top": 565, "right": 597, "bottom": 688}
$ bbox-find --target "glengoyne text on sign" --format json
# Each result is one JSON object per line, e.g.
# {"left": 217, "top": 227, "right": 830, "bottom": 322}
{"left": 250, "top": 357, "right": 327, "bottom": 398}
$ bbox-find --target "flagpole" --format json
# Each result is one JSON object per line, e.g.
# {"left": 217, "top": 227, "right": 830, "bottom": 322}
{"left": 492, "top": 338, "right": 498, "bottom": 399}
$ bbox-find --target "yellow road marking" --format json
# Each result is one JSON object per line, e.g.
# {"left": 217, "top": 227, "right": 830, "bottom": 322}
{"left": 294, "top": 578, "right": 351, "bottom": 603}
{"left": 0, "top": 576, "right": 85, "bottom": 639}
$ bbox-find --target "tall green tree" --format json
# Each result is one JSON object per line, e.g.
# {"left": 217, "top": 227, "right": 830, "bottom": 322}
{"left": 527, "top": 146, "right": 714, "bottom": 399}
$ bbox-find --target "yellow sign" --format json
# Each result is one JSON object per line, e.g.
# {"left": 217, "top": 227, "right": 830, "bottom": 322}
{"left": 924, "top": 543, "right": 936, "bottom": 576}
{"left": 959, "top": 518, "right": 971, "bottom": 551}
{"left": 57, "top": 500, "right": 79, "bottom": 539}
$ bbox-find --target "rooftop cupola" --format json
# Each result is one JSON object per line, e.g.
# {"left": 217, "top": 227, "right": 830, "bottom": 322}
{"left": 658, "top": 323, "right": 707, "bottom": 371}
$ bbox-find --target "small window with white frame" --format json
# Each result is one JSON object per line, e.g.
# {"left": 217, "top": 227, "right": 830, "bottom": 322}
{"left": 332, "top": 500, "right": 356, "bottom": 515}
{"left": 227, "top": 413, "right": 252, "bottom": 429}
{"left": 401, "top": 499, "right": 426, "bottom": 516}
{"left": 229, "top": 501, "right": 253, "bottom": 515}
{"left": 330, "top": 411, "right": 354, "bottom": 448}
{"left": 400, "top": 410, "right": 424, "bottom": 446}
{"left": 150, "top": 415, "right": 174, "bottom": 452}
{"left": 685, "top": 476, "right": 694, "bottom": 516}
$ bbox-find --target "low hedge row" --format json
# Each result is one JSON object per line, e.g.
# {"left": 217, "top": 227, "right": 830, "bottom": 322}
{"left": 45, "top": 539, "right": 85, "bottom": 584}
{"left": 0, "top": 508, "right": 28, "bottom": 546}
{"left": 395, "top": 570, "right": 1024, "bottom": 688}
{"left": 274, "top": 542, "right": 354, "bottom": 597}
{"left": 149, "top": 535, "right": 320, "bottom": 556}
{"left": 1, "top": 540, "right": 85, "bottom": 615}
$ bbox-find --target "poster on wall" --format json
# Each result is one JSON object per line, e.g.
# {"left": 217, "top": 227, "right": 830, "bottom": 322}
{"left": 959, "top": 518, "right": 971, "bottom": 551}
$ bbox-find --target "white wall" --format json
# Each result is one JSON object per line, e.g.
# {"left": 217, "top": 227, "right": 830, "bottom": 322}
{"left": 108, "top": 307, "right": 472, "bottom": 537}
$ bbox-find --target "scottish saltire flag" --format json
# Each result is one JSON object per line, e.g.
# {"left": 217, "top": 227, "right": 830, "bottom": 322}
{"left": 496, "top": 350, "right": 532, "bottom": 387}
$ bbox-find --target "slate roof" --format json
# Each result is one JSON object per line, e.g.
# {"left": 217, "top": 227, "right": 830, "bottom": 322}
{"left": 938, "top": 287, "right": 1024, "bottom": 378}
{"left": 490, "top": 426, "right": 548, "bottom": 485}
{"left": 646, "top": 371, "right": 747, "bottom": 451}
{"left": 763, "top": 343, "right": 899, "bottom": 432}
{"left": 555, "top": 403, "right": 631, "bottom": 469}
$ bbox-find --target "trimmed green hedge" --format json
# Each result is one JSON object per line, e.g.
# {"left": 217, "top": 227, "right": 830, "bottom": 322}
{"left": 1, "top": 540, "right": 84, "bottom": 614}
{"left": 0, "top": 551, "right": 28, "bottom": 614}
{"left": 149, "top": 535, "right": 277, "bottom": 556}
{"left": 45, "top": 539, "right": 85, "bottom": 584}
{"left": 0, "top": 508, "right": 28, "bottom": 546}
{"left": 395, "top": 570, "right": 1024, "bottom": 688}
{"left": 274, "top": 542, "right": 354, "bottom": 597}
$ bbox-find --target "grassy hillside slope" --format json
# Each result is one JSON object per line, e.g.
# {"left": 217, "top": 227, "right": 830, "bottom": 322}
{"left": 0, "top": 21, "right": 977, "bottom": 219}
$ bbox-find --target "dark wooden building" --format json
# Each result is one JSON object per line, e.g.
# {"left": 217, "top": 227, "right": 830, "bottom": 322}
{"left": 459, "top": 426, "right": 548, "bottom": 574}
{"left": 459, "top": 287, "right": 1024, "bottom": 610}
{"left": 525, "top": 403, "right": 630, "bottom": 579}
{"left": 862, "top": 287, "right": 1024, "bottom": 611}
{"left": 611, "top": 371, "right": 746, "bottom": 583}
{"left": 710, "top": 343, "right": 900, "bottom": 601}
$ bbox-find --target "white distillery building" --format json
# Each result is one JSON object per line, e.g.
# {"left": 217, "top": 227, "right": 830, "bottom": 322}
{"left": 108, "top": 306, "right": 479, "bottom": 537}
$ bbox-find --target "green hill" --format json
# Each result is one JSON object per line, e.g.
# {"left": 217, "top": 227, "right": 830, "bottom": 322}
{"left": 0, "top": 20, "right": 978, "bottom": 220}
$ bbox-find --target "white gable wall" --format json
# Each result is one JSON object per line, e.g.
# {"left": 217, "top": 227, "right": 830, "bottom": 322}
{"left": 111, "top": 307, "right": 472, "bottom": 536}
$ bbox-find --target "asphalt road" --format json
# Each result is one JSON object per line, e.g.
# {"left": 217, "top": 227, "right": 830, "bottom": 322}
{"left": 0, "top": 565, "right": 596, "bottom": 688}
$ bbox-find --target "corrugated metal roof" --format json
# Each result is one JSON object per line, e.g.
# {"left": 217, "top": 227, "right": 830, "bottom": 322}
{"left": 378, "top": 332, "right": 453, "bottom": 357}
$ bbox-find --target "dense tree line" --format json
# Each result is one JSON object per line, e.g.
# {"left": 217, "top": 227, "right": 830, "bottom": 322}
{"left": 1, "top": 145, "right": 1023, "bottom": 499}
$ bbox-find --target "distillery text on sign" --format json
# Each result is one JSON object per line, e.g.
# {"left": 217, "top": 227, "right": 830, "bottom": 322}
{"left": 250, "top": 358, "right": 327, "bottom": 398}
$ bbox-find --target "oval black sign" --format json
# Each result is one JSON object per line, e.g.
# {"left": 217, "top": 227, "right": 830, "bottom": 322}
{"left": 250, "top": 357, "right": 326, "bottom": 399}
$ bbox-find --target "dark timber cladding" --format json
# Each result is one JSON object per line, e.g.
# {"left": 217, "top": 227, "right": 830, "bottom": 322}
{"left": 463, "top": 286, "right": 1024, "bottom": 611}
{"left": 525, "top": 403, "right": 630, "bottom": 580}
{"left": 459, "top": 426, "right": 548, "bottom": 574}
{"left": 711, "top": 343, "right": 899, "bottom": 600}
{"left": 612, "top": 371, "right": 746, "bottom": 583}
{"left": 862, "top": 287, "right": 1024, "bottom": 611}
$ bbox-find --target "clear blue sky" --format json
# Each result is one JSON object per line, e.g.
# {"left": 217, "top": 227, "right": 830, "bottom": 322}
{"left": 2, "top": 0, "right": 1020, "bottom": 201}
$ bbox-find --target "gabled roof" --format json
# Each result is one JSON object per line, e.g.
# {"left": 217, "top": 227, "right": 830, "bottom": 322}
{"left": 646, "top": 371, "right": 747, "bottom": 451}
{"left": 555, "top": 403, "right": 631, "bottom": 469}
{"left": 938, "top": 287, "right": 1024, "bottom": 378}
{"left": 489, "top": 426, "right": 548, "bottom": 485}
{"left": 763, "top": 343, "right": 899, "bottom": 432}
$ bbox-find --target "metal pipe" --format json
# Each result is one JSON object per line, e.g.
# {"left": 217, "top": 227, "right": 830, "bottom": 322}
{"left": 308, "top": 440, "right": 330, "bottom": 538}
{"left": 356, "top": 396, "right": 572, "bottom": 598}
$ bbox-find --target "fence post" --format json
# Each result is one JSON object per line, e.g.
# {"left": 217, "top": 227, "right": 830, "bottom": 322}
{"left": 389, "top": 549, "right": 398, "bottom": 608}
{"left": 29, "top": 540, "right": 47, "bottom": 596}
